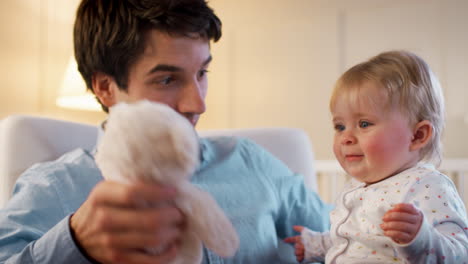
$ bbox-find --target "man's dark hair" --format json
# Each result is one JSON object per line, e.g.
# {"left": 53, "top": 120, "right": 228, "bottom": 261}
{"left": 74, "top": 0, "right": 222, "bottom": 112}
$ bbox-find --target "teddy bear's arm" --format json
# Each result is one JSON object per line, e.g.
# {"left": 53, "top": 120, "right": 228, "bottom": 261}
{"left": 176, "top": 183, "right": 239, "bottom": 258}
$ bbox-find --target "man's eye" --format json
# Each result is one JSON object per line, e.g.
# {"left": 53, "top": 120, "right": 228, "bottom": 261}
{"left": 159, "top": 76, "right": 174, "bottom": 85}
{"left": 359, "top": 121, "right": 372, "bottom": 128}
{"left": 198, "top": 69, "right": 209, "bottom": 78}
{"left": 334, "top": 124, "right": 345, "bottom": 131}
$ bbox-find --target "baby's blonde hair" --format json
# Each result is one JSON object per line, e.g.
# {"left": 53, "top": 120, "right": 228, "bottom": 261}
{"left": 330, "top": 50, "right": 445, "bottom": 165}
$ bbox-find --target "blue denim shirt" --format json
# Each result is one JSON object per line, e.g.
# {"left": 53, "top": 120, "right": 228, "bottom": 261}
{"left": 0, "top": 136, "right": 331, "bottom": 263}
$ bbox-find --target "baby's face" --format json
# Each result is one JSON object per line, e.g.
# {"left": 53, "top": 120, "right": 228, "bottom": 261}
{"left": 331, "top": 82, "right": 419, "bottom": 184}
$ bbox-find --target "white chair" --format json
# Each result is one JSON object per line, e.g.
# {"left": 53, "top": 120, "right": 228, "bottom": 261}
{"left": 0, "top": 115, "right": 317, "bottom": 208}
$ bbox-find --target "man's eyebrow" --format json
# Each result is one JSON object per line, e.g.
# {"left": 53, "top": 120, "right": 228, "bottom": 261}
{"left": 146, "top": 55, "right": 212, "bottom": 75}
{"left": 148, "top": 64, "right": 182, "bottom": 75}
{"left": 202, "top": 55, "right": 212, "bottom": 67}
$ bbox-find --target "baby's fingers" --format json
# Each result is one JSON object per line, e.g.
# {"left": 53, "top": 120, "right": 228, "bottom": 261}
{"left": 295, "top": 243, "right": 305, "bottom": 262}
{"left": 284, "top": 235, "right": 300, "bottom": 244}
{"left": 382, "top": 211, "right": 421, "bottom": 224}
{"left": 381, "top": 213, "right": 422, "bottom": 241}
{"left": 383, "top": 204, "right": 422, "bottom": 224}
{"left": 380, "top": 221, "right": 417, "bottom": 234}
{"left": 293, "top": 225, "right": 305, "bottom": 233}
{"left": 382, "top": 229, "right": 414, "bottom": 244}
{"left": 284, "top": 226, "right": 305, "bottom": 243}
{"left": 386, "top": 203, "right": 419, "bottom": 215}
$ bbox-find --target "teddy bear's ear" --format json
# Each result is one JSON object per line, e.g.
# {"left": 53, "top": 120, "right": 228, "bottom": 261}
{"left": 176, "top": 184, "right": 239, "bottom": 257}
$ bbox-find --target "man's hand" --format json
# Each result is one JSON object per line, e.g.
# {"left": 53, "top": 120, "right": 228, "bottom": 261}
{"left": 70, "top": 181, "right": 183, "bottom": 264}
{"left": 284, "top": 225, "right": 306, "bottom": 263}
{"left": 381, "top": 203, "right": 423, "bottom": 244}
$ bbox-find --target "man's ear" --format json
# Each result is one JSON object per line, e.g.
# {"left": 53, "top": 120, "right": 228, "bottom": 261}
{"left": 91, "top": 72, "right": 119, "bottom": 109}
{"left": 410, "top": 120, "right": 433, "bottom": 151}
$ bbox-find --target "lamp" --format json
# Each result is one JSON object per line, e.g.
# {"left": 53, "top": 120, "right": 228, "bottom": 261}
{"left": 56, "top": 57, "right": 102, "bottom": 111}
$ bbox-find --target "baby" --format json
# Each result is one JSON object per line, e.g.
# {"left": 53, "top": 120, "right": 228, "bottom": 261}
{"left": 285, "top": 51, "right": 468, "bottom": 263}
{"left": 95, "top": 100, "right": 239, "bottom": 264}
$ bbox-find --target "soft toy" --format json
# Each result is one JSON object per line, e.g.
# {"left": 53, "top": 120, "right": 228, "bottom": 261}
{"left": 95, "top": 100, "right": 239, "bottom": 263}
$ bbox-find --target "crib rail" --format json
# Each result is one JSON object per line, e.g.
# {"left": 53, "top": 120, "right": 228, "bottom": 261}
{"left": 315, "top": 159, "right": 468, "bottom": 213}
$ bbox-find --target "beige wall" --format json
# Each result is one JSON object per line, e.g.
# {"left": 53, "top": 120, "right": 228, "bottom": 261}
{"left": 0, "top": 0, "right": 106, "bottom": 124}
{"left": 205, "top": 0, "right": 468, "bottom": 160}
{"left": 1, "top": 0, "right": 467, "bottom": 160}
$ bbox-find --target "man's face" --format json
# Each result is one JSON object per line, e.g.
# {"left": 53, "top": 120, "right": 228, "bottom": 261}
{"left": 108, "top": 30, "right": 211, "bottom": 127}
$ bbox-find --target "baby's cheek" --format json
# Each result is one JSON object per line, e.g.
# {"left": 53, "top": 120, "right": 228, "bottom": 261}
{"left": 332, "top": 143, "right": 340, "bottom": 158}
{"left": 363, "top": 138, "right": 389, "bottom": 157}
{"left": 333, "top": 144, "right": 348, "bottom": 169}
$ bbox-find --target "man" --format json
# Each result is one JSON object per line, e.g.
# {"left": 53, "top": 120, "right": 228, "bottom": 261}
{"left": 0, "top": 1, "right": 330, "bottom": 263}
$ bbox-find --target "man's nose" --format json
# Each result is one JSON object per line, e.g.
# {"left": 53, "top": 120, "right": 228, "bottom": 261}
{"left": 177, "top": 80, "right": 206, "bottom": 115}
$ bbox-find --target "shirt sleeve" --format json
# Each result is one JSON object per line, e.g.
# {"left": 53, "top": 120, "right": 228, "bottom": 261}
{"left": 0, "top": 169, "right": 93, "bottom": 264}
{"left": 395, "top": 171, "right": 468, "bottom": 262}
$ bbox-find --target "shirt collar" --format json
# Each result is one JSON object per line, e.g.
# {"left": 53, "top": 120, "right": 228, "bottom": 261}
{"left": 197, "top": 135, "right": 212, "bottom": 171}
{"left": 92, "top": 120, "right": 106, "bottom": 156}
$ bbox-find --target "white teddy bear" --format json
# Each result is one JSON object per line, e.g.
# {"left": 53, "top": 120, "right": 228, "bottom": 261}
{"left": 95, "top": 100, "right": 239, "bottom": 263}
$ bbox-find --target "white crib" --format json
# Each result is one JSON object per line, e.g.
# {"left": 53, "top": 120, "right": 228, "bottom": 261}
{"left": 315, "top": 159, "right": 468, "bottom": 213}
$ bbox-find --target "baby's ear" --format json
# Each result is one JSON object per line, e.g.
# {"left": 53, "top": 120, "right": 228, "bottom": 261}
{"left": 410, "top": 120, "right": 433, "bottom": 151}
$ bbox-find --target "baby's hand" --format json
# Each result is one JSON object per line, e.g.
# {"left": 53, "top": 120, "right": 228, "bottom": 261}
{"left": 381, "top": 203, "right": 423, "bottom": 244}
{"left": 284, "top": 225, "right": 306, "bottom": 263}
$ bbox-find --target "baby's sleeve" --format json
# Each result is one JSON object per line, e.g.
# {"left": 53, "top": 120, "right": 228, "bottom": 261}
{"left": 301, "top": 228, "right": 332, "bottom": 263}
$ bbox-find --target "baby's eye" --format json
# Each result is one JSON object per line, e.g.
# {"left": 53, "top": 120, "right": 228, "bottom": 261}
{"left": 359, "top": 121, "right": 372, "bottom": 128}
{"left": 334, "top": 124, "right": 345, "bottom": 132}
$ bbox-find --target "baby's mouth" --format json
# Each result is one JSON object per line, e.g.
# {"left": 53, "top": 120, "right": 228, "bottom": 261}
{"left": 345, "top": 154, "right": 364, "bottom": 161}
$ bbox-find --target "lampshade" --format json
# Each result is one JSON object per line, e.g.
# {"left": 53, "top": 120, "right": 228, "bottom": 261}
{"left": 56, "top": 57, "right": 102, "bottom": 111}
